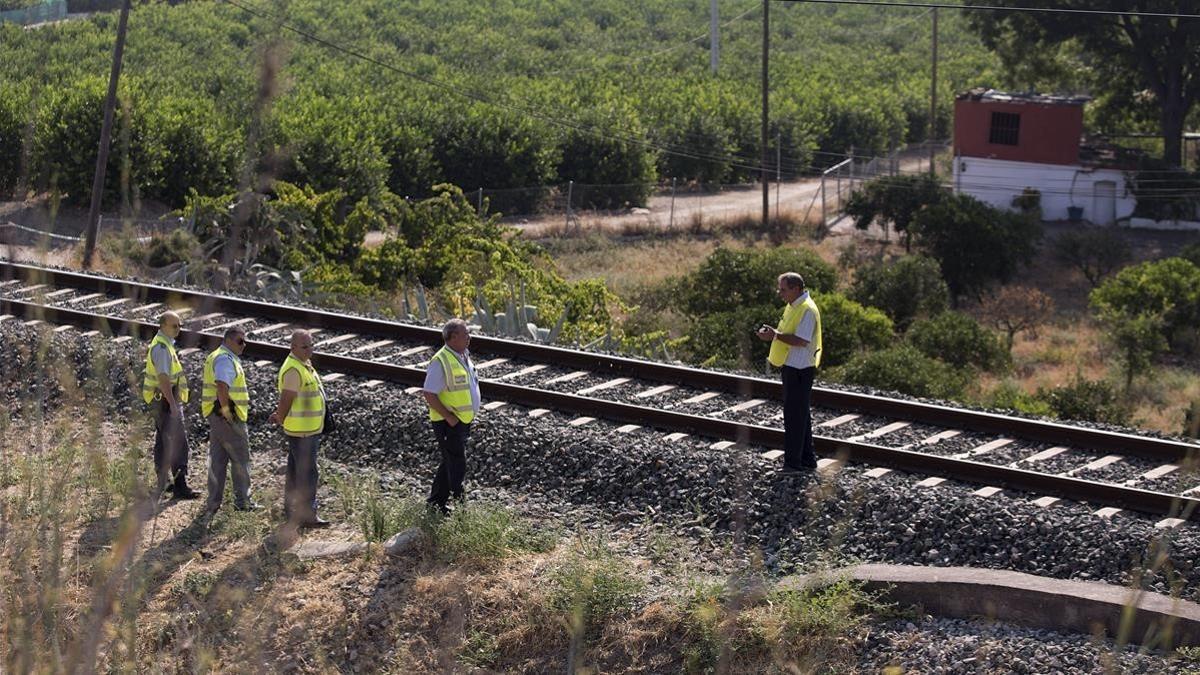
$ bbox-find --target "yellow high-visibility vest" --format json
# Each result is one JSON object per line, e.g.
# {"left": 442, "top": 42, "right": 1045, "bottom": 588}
{"left": 201, "top": 346, "right": 249, "bottom": 422}
{"left": 767, "top": 295, "right": 823, "bottom": 368}
{"left": 427, "top": 346, "right": 476, "bottom": 424}
{"left": 142, "top": 333, "right": 190, "bottom": 404}
{"left": 277, "top": 354, "right": 325, "bottom": 435}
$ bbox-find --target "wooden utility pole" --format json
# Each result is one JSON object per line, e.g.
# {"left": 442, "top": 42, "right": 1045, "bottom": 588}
{"left": 928, "top": 7, "right": 938, "bottom": 176}
{"left": 710, "top": 0, "right": 719, "bottom": 75}
{"left": 82, "top": 0, "right": 132, "bottom": 269}
{"left": 761, "top": 0, "right": 770, "bottom": 227}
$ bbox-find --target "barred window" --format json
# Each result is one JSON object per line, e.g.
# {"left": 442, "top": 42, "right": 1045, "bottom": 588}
{"left": 988, "top": 112, "right": 1020, "bottom": 146}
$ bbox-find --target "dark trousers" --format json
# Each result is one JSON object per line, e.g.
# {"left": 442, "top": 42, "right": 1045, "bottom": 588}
{"left": 285, "top": 435, "right": 321, "bottom": 522}
{"left": 153, "top": 400, "right": 191, "bottom": 491}
{"left": 428, "top": 420, "right": 470, "bottom": 508}
{"left": 782, "top": 365, "right": 817, "bottom": 469}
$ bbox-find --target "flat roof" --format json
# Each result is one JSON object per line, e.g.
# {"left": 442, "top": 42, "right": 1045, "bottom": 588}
{"left": 956, "top": 88, "right": 1090, "bottom": 106}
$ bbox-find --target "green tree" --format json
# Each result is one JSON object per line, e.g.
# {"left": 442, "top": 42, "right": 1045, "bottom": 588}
{"left": 674, "top": 247, "right": 837, "bottom": 318}
{"left": 1089, "top": 257, "right": 1200, "bottom": 345}
{"left": 910, "top": 193, "right": 1042, "bottom": 301}
{"left": 1101, "top": 309, "right": 1168, "bottom": 392}
{"left": 964, "top": 0, "right": 1200, "bottom": 167}
{"left": 979, "top": 285, "right": 1055, "bottom": 353}
{"left": 843, "top": 174, "right": 946, "bottom": 251}
{"left": 0, "top": 88, "right": 25, "bottom": 197}
{"left": 849, "top": 255, "right": 949, "bottom": 331}
{"left": 555, "top": 105, "right": 657, "bottom": 209}
{"left": 907, "top": 311, "right": 1010, "bottom": 373}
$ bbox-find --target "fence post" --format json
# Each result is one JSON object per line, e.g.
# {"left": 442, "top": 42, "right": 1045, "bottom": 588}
{"left": 775, "top": 133, "right": 781, "bottom": 221}
{"left": 821, "top": 175, "right": 826, "bottom": 224}
{"left": 476, "top": 188, "right": 483, "bottom": 216}
{"left": 669, "top": 177, "right": 677, "bottom": 229}
{"left": 565, "top": 180, "right": 573, "bottom": 231}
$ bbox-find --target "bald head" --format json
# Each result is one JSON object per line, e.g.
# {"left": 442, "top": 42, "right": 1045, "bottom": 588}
{"left": 290, "top": 329, "right": 314, "bottom": 360}
{"left": 159, "top": 311, "right": 182, "bottom": 339}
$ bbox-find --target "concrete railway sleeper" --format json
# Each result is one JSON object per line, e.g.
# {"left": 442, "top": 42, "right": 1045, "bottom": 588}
{"left": 2, "top": 295, "right": 1198, "bottom": 524}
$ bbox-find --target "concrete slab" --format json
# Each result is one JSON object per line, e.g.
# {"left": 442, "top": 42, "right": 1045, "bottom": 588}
{"left": 568, "top": 416, "right": 595, "bottom": 427}
{"left": 1031, "top": 496, "right": 1061, "bottom": 508}
{"left": 294, "top": 540, "right": 368, "bottom": 560}
{"left": 663, "top": 432, "right": 689, "bottom": 442}
{"left": 636, "top": 384, "right": 676, "bottom": 398}
{"left": 761, "top": 450, "right": 785, "bottom": 461}
{"left": 817, "top": 413, "right": 859, "bottom": 428}
{"left": 497, "top": 364, "right": 546, "bottom": 380}
{"left": 528, "top": 408, "right": 551, "bottom": 418}
{"left": 864, "top": 467, "right": 893, "bottom": 479}
{"left": 483, "top": 401, "right": 506, "bottom": 411}
{"left": 1022, "top": 446, "right": 1070, "bottom": 463}
{"left": 576, "top": 377, "right": 629, "bottom": 395}
{"left": 916, "top": 477, "right": 946, "bottom": 488}
{"left": 681, "top": 391, "right": 720, "bottom": 404}
{"left": 709, "top": 440, "right": 737, "bottom": 451}
{"left": 782, "top": 564, "right": 1200, "bottom": 648}
{"left": 972, "top": 486, "right": 1003, "bottom": 498}
{"left": 543, "top": 370, "right": 588, "bottom": 385}
{"left": 616, "top": 424, "right": 641, "bottom": 433}
{"left": 1094, "top": 507, "right": 1123, "bottom": 519}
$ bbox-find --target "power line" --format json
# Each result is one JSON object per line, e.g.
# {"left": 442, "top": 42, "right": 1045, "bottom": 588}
{"left": 771, "top": 0, "right": 1200, "bottom": 20}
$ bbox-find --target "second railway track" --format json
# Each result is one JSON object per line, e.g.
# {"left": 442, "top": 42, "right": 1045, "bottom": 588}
{"left": 2, "top": 259, "right": 1198, "bottom": 523}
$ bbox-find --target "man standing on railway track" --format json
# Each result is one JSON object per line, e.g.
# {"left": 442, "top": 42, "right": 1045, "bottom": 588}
{"left": 757, "top": 272, "right": 822, "bottom": 472}
{"left": 423, "top": 318, "right": 481, "bottom": 515}
{"left": 201, "top": 326, "right": 260, "bottom": 515}
{"left": 142, "top": 310, "right": 200, "bottom": 499}
{"left": 269, "top": 329, "right": 331, "bottom": 529}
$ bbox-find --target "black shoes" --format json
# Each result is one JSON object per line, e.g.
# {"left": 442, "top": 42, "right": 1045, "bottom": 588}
{"left": 173, "top": 486, "right": 201, "bottom": 500}
{"left": 300, "top": 517, "right": 332, "bottom": 529}
{"left": 234, "top": 502, "right": 264, "bottom": 512}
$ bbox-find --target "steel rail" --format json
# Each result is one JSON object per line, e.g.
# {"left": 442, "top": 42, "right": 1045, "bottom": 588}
{"left": 2, "top": 260, "right": 1198, "bottom": 464}
{"left": 3, "top": 296, "right": 1198, "bottom": 522}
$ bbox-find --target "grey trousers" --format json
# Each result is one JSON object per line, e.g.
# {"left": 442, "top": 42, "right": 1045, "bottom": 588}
{"left": 206, "top": 416, "right": 252, "bottom": 511}
{"left": 285, "top": 434, "right": 321, "bottom": 523}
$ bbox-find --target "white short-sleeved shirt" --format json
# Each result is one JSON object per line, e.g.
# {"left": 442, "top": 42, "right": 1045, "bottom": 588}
{"left": 784, "top": 292, "right": 818, "bottom": 370}
{"left": 423, "top": 348, "right": 481, "bottom": 414}
{"left": 213, "top": 352, "right": 238, "bottom": 386}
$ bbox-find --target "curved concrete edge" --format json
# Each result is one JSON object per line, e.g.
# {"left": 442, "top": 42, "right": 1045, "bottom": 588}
{"left": 782, "top": 564, "right": 1200, "bottom": 650}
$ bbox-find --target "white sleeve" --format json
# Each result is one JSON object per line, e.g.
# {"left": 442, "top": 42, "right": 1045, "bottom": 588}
{"left": 423, "top": 360, "right": 445, "bottom": 394}
{"left": 794, "top": 311, "right": 815, "bottom": 342}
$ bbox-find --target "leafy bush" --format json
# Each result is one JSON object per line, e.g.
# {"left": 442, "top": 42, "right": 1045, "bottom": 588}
{"left": 1089, "top": 257, "right": 1200, "bottom": 345}
{"left": 671, "top": 246, "right": 837, "bottom": 367}
{"left": 849, "top": 255, "right": 948, "bottom": 331}
{"left": 986, "top": 380, "right": 1053, "bottom": 417}
{"left": 1128, "top": 160, "right": 1200, "bottom": 222}
{"left": 1181, "top": 241, "right": 1200, "bottom": 268}
{"left": 907, "top": 311, "right": 1009, "bottom": 373}
{"left": 1036, "top": 376, "right": 1130, "bottom": 425}
{"left": 1051, "top": 228, "right": 1131, "bottom": 287}
{"left": 911, "top": 193, "right": 1042, "bottom": 300}
{"left": 830, "top": 344, "right": 967, "bottom": 399}
{"left": 674, "top": 247, "right": 837, "bottom": 318}
{"left": 1099, "top": 309, "right": 1168, "bottom": 392}
{"left": 433, "top": 105, "right": 559, "bottom": 214}
{"left": 555, "top": 104, "right": 657, "bottom": 208}
{"left": 813, "top": 291, "right": 893, "bottom": 368}
{"left": 0, "top": 89, "right": 24, "bottom": 197}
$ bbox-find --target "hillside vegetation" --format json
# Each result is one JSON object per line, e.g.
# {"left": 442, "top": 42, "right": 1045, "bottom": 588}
{"left": 0, "top": 0, "right": 998, "bottom": 213}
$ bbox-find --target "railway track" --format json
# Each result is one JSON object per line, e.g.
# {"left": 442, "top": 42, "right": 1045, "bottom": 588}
{"left": 2, "top": 260, "right": 1198, "bottom": 523}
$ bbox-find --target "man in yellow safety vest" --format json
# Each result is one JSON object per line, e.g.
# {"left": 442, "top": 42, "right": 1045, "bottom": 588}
{"left": 423, "top": 318, "right": 481, "bottom": 515}
{"left": 756, "top": 272, "right": 823, "bottom": 472}
{"left": 142, "top": 310, "right": 199, "bottom": 499}
{"left": 201, "top": 326, "right": 260, "bottom": 515}
{"left": 268, "top": 329, "right": 331, "bottom": 528}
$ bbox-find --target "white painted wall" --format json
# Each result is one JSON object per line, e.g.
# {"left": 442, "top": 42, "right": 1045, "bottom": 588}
{"left": 952, "top": 156, "right": 1136, "bottom": 225}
